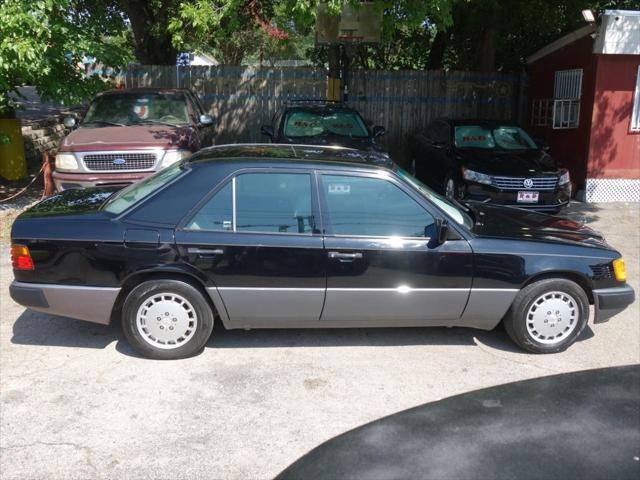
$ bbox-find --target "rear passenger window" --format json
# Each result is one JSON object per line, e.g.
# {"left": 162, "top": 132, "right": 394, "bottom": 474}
{"left": 186, "top": 182, "right": 232, "bottom": 231}
{"left": 186, "top": 172, "right": 314, "bottom": 234}
{"left": 322, "top": 175, "right": 435, "bottom": 238}
{"left": 236, "top": 173, "right": 313, "bottom": 234}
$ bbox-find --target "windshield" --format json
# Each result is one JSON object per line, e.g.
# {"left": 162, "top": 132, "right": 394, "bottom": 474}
{"left": 284, "top": 110, "right": 369, "bottom": 138}
{"left": 454, "top": 126, "right": 537, "bottom": 150}
{"left": 395, "top": 167, "right": 474, "bottom": 229}
{"left": 102, "top": 162, "right": 186, "bottom": 215}
{"left": 83, "top": 93, "right": 190, "bottom": 127}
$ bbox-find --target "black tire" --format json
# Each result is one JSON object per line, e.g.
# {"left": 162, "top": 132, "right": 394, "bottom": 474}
{"left": 122, "top": 280, "right": 214, "bottom": 360}
{"left": 443, "top": 173, "right": 463, "bottom": 200}
{"left": 504, "top": 278, "right": 589, "bottom": 354}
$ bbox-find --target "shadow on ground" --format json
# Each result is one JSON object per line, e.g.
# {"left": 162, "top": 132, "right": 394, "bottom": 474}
{"left": 559, "top": 201, "right": 601, "bottom": 224}
{"left": 11, "top": 309, "right": 595, "bottom": 359}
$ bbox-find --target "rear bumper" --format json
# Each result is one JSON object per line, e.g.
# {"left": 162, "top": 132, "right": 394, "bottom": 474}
{"left": 593, "top": 285, "right": 635, "bottom": 324}
{"left": 53, "top": 170, "right": 153, "bottom": 191}
{"left": 9, "top": 281, "right": 120, "bottom": 325}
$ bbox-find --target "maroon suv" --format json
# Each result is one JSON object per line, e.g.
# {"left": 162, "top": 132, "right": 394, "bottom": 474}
{"left": 53, "top": 88, "right": 214, "bottom": 190}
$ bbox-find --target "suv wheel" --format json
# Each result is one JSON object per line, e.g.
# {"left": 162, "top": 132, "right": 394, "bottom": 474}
{"left": 122, "top": 280, "right": 214, "bottom": 360}
{"left": 504, "top": 278, "right": 589, "bottom": 354}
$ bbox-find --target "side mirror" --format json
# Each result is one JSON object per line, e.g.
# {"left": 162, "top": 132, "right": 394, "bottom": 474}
{"left": 63, "top": 116, "right": 77, "bottom": 128}
{"left": 533, "top": 137, "right": 550, "bottom": 152}
{"left": 435, "top": 218, "right": 449, "bottom": 245}
{"left": 261, "top": 125, "right": 274, "bottom": 138}
{"left": 199, "top": 114, "right": 213, "bottom": 125}
{"left": 372, "top": 125, "right": 386, "bottom": 137}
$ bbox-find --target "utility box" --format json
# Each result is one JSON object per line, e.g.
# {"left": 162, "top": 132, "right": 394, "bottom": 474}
{"left": 0, "top": 118, "right": 27, "bottom": 181}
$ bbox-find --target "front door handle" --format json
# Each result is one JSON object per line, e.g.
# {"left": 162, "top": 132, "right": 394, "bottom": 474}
{"left": 188, "top": 247, "right": 224, "bottom": 255}
{"left": 328, "top": 251, "right": 363, "bottom": 262}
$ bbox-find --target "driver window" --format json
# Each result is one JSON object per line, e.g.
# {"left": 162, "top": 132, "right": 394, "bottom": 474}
{"left": 322, "top": 175, "right": 436, "bottom": 238}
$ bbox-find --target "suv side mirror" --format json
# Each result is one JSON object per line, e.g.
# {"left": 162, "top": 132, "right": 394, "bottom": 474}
{"left": 435, "top": 218, "right": 449, "bottom": 245}
{"left": 261, "top": 125, "right": 274, "bottom": 138}
{"left": 372, "top": 125, "right": 386, "bottom": 137}
{"left": 199, "top": 114, "right": 213, "bottom": 125}
{"left": 63, "top": 116, "right": 77, "bottom": 128}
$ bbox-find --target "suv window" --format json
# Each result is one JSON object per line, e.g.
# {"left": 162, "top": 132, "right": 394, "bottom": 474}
{"left": 186, "top": 172, "right": 314, "bottom": 234}
{"left": 321, "top": 174, "right": 436, "bottom": 238}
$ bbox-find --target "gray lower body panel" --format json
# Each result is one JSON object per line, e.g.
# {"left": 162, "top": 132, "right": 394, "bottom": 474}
{"left": 593, "top": 285, "right": 635, "bottom": 324}
{"left": 321, "top": 288, "right": 470, "bottom": 325}
{"left": 9, "top": 281, "right": 120, "bottom": 325}
{"left": 460, "top": 288, "right": 519, "bottom": 330}
{"left": 215, "top": 287, "right": 325, "bottom": 327}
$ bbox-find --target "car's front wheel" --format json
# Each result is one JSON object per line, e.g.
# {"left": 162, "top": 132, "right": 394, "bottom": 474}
{"left": 444, "top": 174, "right": 463, "bottom": 201}
{"left": 504, "top": 278, "right": 589, "bottom": 353}
{"left": 122, "top": 279, "right": 215, "bottom": 359}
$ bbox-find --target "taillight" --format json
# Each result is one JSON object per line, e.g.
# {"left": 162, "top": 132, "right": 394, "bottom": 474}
{"left": 11, "top": 244, "right": 34, "bottom": 270}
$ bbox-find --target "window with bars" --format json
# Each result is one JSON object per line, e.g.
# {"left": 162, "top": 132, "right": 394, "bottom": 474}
{"left": 531, "top": 69, "right": 583, "bottom": 129}
{"left": 631, "top": 65, "right": 640, "bottom": 132}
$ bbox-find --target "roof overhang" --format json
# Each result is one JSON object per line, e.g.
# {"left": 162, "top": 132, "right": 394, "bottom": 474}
{"left": 526, "top": 24, "right": 596, "bottom": 64}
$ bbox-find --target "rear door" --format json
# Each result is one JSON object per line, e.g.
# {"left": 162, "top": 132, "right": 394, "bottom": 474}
{"left": 318, "top": 171, "right": 473, "bottom": 326}
{"left": 175, "top": 169, "right": 326, "bottom": 327}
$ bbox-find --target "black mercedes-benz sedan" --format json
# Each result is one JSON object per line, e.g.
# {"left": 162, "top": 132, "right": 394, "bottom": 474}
{"left": 409, "top": 119, "right": 571, "bottom": 211}
{"left": 10, "top": 144, "right": 634, "bottom": 359}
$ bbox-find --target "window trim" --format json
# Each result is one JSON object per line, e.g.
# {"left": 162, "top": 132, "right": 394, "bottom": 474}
{"left": 178, "top": 167, "right": 322, "bottom": 236}
{"left": 317, "top": 170, "right": 438, "bottom": 240}
{"left": 631, "top": 65, "right": 640, "bottom": 132}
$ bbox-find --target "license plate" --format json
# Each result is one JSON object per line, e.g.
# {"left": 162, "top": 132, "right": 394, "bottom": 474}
{"left": 517, "top": 191, "right": 539, "bottom": 203}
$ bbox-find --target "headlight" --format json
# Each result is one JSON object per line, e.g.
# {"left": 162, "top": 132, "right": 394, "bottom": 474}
{"left": 613, "top": 258, "right": 626, "bottom": 282}
{"left": 558, "top": 169, "right": 571, "bottom": 185}
{"left": 160, "top": 149, "right": 192, "bottom": 168}
{"left": 55, "top": 153, "right": 79, "bottom": 171}
{"left": 462, "top": 168, "right": 492, "bottom": 185}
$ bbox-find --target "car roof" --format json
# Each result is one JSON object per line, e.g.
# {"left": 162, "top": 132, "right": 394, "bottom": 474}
{"left": 282, "top": 102, "right": 357, "bottom": 114}
{"left": 189, "top": 144, "right": 393, "bottom": 170}
{"left": 436, "top": 118, "right": 522, "bottom": 127}
{"left": 95, "top": 88, "right": 191, "bottom": 97}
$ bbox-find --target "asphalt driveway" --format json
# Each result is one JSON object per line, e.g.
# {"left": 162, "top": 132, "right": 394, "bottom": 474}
{"left": 1, "top": 201, "right": 638, "bottom": 479}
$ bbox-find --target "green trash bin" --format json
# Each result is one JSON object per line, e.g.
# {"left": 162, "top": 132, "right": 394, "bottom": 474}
{"left": 0, "top": 118, "right": 27, "bottom": 181}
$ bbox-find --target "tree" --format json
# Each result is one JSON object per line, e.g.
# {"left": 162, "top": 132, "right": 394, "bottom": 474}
{"left": 0, "top": 0, "right": 132, "bottom": 117}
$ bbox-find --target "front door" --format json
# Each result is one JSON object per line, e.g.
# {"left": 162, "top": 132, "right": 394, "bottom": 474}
{"left": 318, "top": 172, "right": 473, "bottom": 326}
{"left": 175, "top": 170, "right": 325, "bottom": 327}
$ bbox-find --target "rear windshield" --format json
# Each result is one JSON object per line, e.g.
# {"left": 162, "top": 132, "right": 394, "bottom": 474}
{"left": 102, "top": 163, "right": 186, "bottom": 215}
{"left": 83, "top": 93, "right": 190, "bottom": 127}
{"left": 454, "top": 126, "right": 537, "bottom": 150}
{"left": 284, "top": 110, "right": 369, "bottom": 138}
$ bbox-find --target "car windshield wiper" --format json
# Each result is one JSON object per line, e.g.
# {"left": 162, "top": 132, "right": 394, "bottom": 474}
{"left": 133, "top": 119, "right": 183, "bottom": 127}
{"left": 82, "top": 120, "right": 126, "bottom": 127}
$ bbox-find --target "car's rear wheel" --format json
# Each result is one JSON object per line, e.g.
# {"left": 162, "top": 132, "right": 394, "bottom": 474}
{"left": 504, "top": 278, "right": 589, "bottom": 354}
{"left": 122, "top": 280, "right": 214, "bottom": 360}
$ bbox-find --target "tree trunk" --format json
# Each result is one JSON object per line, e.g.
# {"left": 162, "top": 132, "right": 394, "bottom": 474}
{"left": 427, "top": 29, "right": 449, "bottom": 70}
{"left": 117, "top": 0, "right": 177, "bottom": 65}
{"left": 475, "top": 26, "right": 496, "bottom": 72}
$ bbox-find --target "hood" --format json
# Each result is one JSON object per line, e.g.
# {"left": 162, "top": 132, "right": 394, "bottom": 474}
{"left": 17, "top": 188, "right": 118, "bottom": 220}
{"left": 458, "top": 149, "right": 559, "bottom": 176}
{"left": 282, "top": 135, "right": 383, "bottom": 152}
{"left": 59, "top": 125, "right": 194, "bottom": 152}
{"left": 468, "top": 202, "right": 611, "bottom": 249}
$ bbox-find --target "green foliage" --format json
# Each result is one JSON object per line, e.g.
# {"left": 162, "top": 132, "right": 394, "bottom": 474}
{"left": 0, "top": 0, "right": 132, "bottom": 116}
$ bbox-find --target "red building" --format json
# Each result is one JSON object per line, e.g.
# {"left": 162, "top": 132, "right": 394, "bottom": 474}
{"left": 527, "top": 10, "right": 640, "bottom": 202}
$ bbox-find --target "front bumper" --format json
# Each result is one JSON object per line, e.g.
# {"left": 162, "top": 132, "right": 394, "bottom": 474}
{"left": 9, "top": 281, "right": 120, "bottom": 325}
{"left": 465, "top": 183, "right": 571, "bottom": 211}
{"left": 53, "top": 170, "right": 153, "bottom": 191}
{"left": 593, "top": 285, "right": 635, "bottom": 323}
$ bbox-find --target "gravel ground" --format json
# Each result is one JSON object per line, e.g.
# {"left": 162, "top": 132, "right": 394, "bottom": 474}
{"left": 0, "top": 201, "right": 638, "bottom": 480}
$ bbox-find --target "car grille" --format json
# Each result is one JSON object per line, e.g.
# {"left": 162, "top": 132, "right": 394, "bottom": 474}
{"left": 83, "top": 153, "right": 157, "bottom": 171}
{"left": 590, "top": 264, "right": 613, "bottom": 280}
{"left": 491, "top": 176, "right": 558, "bottom": 191}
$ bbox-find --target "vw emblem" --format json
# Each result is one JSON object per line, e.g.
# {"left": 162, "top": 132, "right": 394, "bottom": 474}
{"left": 113, "top": 158, "right": 126, "bottom": 165}
{"left": 523, "top": 178, "right": 534, "bottom": 189}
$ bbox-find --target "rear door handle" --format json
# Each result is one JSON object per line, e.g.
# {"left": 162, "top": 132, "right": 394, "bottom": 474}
{"left": 188, "top": 247, "right": 224, "bottom": 255}
{"left": 328, "top": 251, "right": 363, "bottom": 262}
